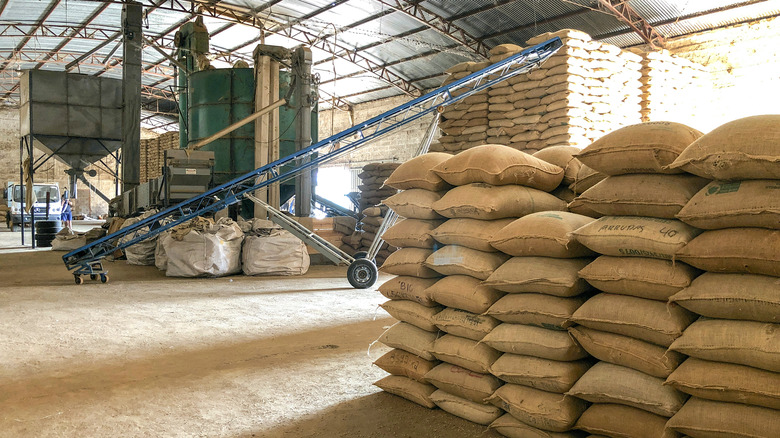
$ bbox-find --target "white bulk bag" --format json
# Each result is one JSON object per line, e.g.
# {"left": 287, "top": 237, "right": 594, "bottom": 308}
{"left": 242, "top": 228, "right": 310, "bottom": 276}
{"left": 164, "top": 218, "right": 244, "bottom": 277}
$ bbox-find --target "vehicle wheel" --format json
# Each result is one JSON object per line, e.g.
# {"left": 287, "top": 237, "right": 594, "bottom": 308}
{"left": 347, "top": 259, "right": 378, "bottom": 289}
{"left": 74, "top": 275, "right": 83, "bottom": 285}
{"left": 354, "top": 251, "right": 368, "bottom": 259}
{"left": 100, "top": 274, "right": 109, "bottom": 284}
{"left": 90, "top": 274, "right": 97, "bottom": 281}
{"left": 36, "top": 220, "right": 62, "bottom": 228}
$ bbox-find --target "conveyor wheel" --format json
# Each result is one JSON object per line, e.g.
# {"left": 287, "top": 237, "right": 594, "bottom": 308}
{"left": 74, "top": 275, "right": 83, "bottom": 285}
{"left": 347, "top": 258, "right": 378, "bottom": 289}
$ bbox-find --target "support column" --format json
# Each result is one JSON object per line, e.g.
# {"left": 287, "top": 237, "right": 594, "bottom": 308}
{"left": 252, "top": 52, "right": 281, "bottom": 217}
{"left": 292, "top": 47, "right": 313, "bottom": 217}
{"left": 121, "top": 1, "right": 142, "bottom": 192}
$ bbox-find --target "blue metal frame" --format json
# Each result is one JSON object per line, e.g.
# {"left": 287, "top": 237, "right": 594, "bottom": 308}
{"left": 62, "top": 37, "right": 563, "bottom": 274}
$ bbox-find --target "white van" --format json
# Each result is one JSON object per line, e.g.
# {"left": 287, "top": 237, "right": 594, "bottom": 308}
{"left": 4, "top": 182, "right": 62, "bottom": 230}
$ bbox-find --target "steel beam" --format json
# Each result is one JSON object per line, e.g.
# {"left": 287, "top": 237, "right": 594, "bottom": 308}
{"left": 0, "top": 0, "right": 60, "bottom": 73}
{"left": 596, "top": 0, "right": 664, "bottom": 48}
{"left": 32, "top": 3, "right": 111, "bottom": 70}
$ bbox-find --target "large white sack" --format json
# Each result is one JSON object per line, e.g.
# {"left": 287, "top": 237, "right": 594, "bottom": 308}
{"left": 164, "top": 218, "right": 244, "bottom": 277}
{"left": 51, "top": 228, "right": 87, "bottom": 251}
{"left": 242, "top": 228, "right": 310, "bottom": 276}
{"left": 154, "top": 230, "right": 170, "bottom": 271}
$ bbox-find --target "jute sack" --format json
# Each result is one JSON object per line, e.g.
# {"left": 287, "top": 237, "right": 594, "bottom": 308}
{"left": 571, "top": 293, "right": 697, "bottom": 347}
{"left": 489, "top": 353, "right": 592, "bottom": 393}
{"left": 489, "top": 212, "right": 595, "bottom": 257}
{"left": 576, "top": 404, "right": 680, "bottom": 438}
{"left": 380, "top": 300, "right": 442, "bottom": 332}
{"left": 489, "top": 413, "right": 582, "bottom": 438}
{"left": 487, "top": 384, "right": 588, "bottom": 433}
{"left": 432, "top": 183, "right": 566, "bottom": 220}
{"left": 430, "top": 218, "right": 515, "bottom": 252}
{"left": 569, "top": 163, "right": 606, "bottom": 195}
{"left": 668, "top": 273, "right": 780, "bottom": 322}
{"left": 665, "top": 358, "right": 780, "bottom": 410}
{"left": 570, "top": 174, "right": 708, "bottom": 219}
{"left": 380, "top": 248, "right": 439, "bottom": 278}
{"left": 571, "top": 216, "right": 701, "bottom": 260}
{"left": 432, "top": 334, "right": 501, "bottom": 374}
{"left": 431, "top": 144, "right": 564, "bottom": 190}
{"left": 567, "top": 362, "right": 688, "bottom": 417}
{"left": 676, "top": 180, "right": 780, "bottom": 229}
{"left": 675, "top": 228, "right": 780, "bottom": 277}
{"left": 384, "top": 153, "right": 452, "bottom": 191}
{"left": 666, "top": 397, "right": 780, "bottom": 438}
{"left": 668, "top": 319, "right": 780, "bottom": 372}
{"left": 383, "top": 189, "right": 445, "bottom": 220}
{"left": 378, "top": 276, "right": 438, "bottom": 306}
{"left": 374, "top": 375, "right": 436, "bottom": 408}
{"left": 485, "top": 293, "right": 586, "bottom": 329}
{"left": 578, "top": 256, "right": 700, "bottom": 301}
{"left": 568, "top": 326, "right": 685, "bottom": 378}
{"left": 378, "top": 322, "right": 438, "bottom": 361}
{"left": 533, "top": 145, "right": 582, "bottom": 185}
{"left": 425, "top": 245, "right": 509, "bottom": 280}
{"left": 373, "top": 348, "right": 438, "bottom": 383}
{"left": 484, "top": 257, "right": 592, "bottom": 297}
{"left": 430, "top": 390, "right": 503, "bottom": 425}
{"left": 432, "top": 308, "right": 500, "bottom": 341}
{"left": 424, "top": 363, "right": 502, "bottom": 403}
{"left": 382, "top": 219, "right": 444, "bottom": 248}
{"left": 667, "top": 115, "right": 780, "bottom": 180}
{"left": 576, "top": 121, "right": 702, "bottom": 175}
{"left": 425, "top": 275, "right": 503, "bottom": 314}
{"left": 482, "top": 323, "right": 588, "bottom": 361}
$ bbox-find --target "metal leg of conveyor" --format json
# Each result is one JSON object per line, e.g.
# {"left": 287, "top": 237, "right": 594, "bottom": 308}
{"left": 244, "top": 193, "right": 354, "bottom": 266}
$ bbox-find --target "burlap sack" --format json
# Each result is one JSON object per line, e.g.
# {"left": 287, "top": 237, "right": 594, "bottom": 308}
{"left": 430, "top": 390, "right": 503, "bottom": 425}
{"left": 374, "top": 375, "right": 437, "bottom": 408}
{"left": 567, "top": 362, "right": 688, "bottom": 417}
{"left": 484, "top": 257, "right": 592, "bottom": 297}
{"left": 431, "top": 144, "right": 564, "bottom": 190}
{"left": 431, "top": 308, "right": 500, "bottom": 341}
{"left": 378, "top": 276, "right": 438, "bottom": 306}
{"left": 578, "top": 256, "right": 700, "bottom": 301}
{"left": 570, "top": 174, "right": 708, "bottom": 219}
{"left": 383, "top": 189, "right": 445, "bottom": 220}
{"left": 384, "top": 153, "right": 452, "bottom": 191}
{"left": 432, "top": 334, "right": 501, "bottom": 374}
{"left": 676, "top": 180, "right": 780, "bottom": 230}
{"left": 380, "top": 248, "right": 439, "bottom": 278}
{"left": 571, "top": 293, "right": 696, "bottom": 347}
{"left": 569, "top": 163, "right": 607, "bottom": 195}
{"left": 486, "top": 293, "right": 586, "bottom": 329}
{"left": 489, "top": 413, "right": 582, "bottom": 438}
{"left": 373, "top": 348, "right": 438, "bottom": 383}
{"left": 666, "top": 397, "right": 780, "bottom": 438}
{"left": 568, "top": 326, "right": 685, "bottom": 378}
{"left": 668, "top": 273, "right": 779, "bottom": 323}
{"left": 378, "top": 322, "right": 438, "bottom": 361}
{"left": 668, "top": 319, "right": 780, "bottom": 372}
{"left": 665, "top": 358, "right": 780, "bottom": 410}
{"left": 432, "top": 183, "right": 566, "bottom": 220}
{"left": 379, "top": 300, "right": 442, "bottom": 332}
{"left": 431, "top": 218, "right": 515, "bottom": 252}
{"left": 576, "top": 121, "right": 702, "bottom": 175}
{"left": 382, "top": 219, "right": 444, "bottom": 249}
{"left": 576, "top": 404, "right": 680, "bottom": 438}
{"left": 482, "top": 323, "right": 588, "bottom": 361}
{"left": 668, "top": 115, "right": 780, "bottom": 180}
{"left": 675, "top": 228, "right": 780, "bottom": 277}
{"left": 487, "top": 384, "right": 588, "bottom": 432}
{"left": 571, "top": 216, "right": 701, "bottom": 260}
{"left": 425, "top": 275, "right": 503, "bottom": 314}
{"left": 424, "top": 363, "right": 502, "bottom": 403}
{"left": 489, "top": 354, "right": 592, "bottom": 393}
{"left": 489, "top": 212, "right": 596, "bottom": 257}
{"left": 424, "top": 245, "right": 509, "bottom": 280}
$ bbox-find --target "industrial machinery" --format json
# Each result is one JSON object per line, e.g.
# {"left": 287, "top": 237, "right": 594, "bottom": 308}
{"left": 62, "top": 37, "right": 563, "bottom": 287}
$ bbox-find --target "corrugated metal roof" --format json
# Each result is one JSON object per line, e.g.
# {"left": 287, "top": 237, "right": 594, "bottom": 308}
{"left": 0, "top": 0, "right": 778, "bottom": 123}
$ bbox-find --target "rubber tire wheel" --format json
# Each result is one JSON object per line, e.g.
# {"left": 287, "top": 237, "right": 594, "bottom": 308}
{"left": 74, "top": 275, "right": 83, "bottom": 285}
{"left": 35, "top": 226, "right": 62, "bottom": 234}
{"left": 347, "top": 259, "right": 378, "bottom": 289}
{"left": 90, "top": 274, "right": 97, "bottom": 281}
{"left": 354, "top": 251, "right": 369, "bottom": 259}
{"left": 36, "top": 220, "right": 62, "bottom": 227}
{"left": 100, "top": 274, "right": 108, "bottom": 284}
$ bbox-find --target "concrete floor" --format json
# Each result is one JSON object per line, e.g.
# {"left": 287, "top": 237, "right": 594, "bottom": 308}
{"left": 0, "top": 225, "right": 498, "bottom": 438}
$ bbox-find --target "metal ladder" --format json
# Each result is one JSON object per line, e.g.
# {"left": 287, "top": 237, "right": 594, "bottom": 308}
{"left": 62, "top": 37, "right": 563, "bottom": 286}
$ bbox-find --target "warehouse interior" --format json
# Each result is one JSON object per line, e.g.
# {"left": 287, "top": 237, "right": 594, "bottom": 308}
{"left": 1, "top": 1, "right": 779, "bottom": 437}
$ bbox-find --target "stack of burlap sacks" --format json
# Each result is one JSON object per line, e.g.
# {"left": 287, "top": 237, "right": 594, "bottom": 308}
{"left": 632, "top": 49, "right": 710, "bottom": 126}
{"left": 431, "top": 29, "right": 642, "bottom": 154}
{"left": 140, "top": 131, "right": 179, "bottom": 183}
{"left": 357, "top": 162, "right": 400, "bottom": 212}
{"left": 374, "top": 146, "right": 614, "bottom": 435}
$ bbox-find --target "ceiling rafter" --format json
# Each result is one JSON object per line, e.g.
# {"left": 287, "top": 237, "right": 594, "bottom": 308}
{"left": 596, "top": 0, "right": 664, "bottom": 48}
{"left": 32, "top": 2, "right": 113, "bottom": 70}
{"left": 373, "top": 0, "right": 489, "bottom": 60}
{"left": 479, "top": 7, "right": 593, "bottom": 42}
{"left": 0, "top": 0, "right": 61, "bottom": 73}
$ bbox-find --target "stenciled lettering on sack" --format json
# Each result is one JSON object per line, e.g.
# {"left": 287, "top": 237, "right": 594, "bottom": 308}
{"left": 598, "top": 224, "right": 644, "bottom": 233}
{"left": 705, "top": 181, "right": 741, "bottom": 196}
